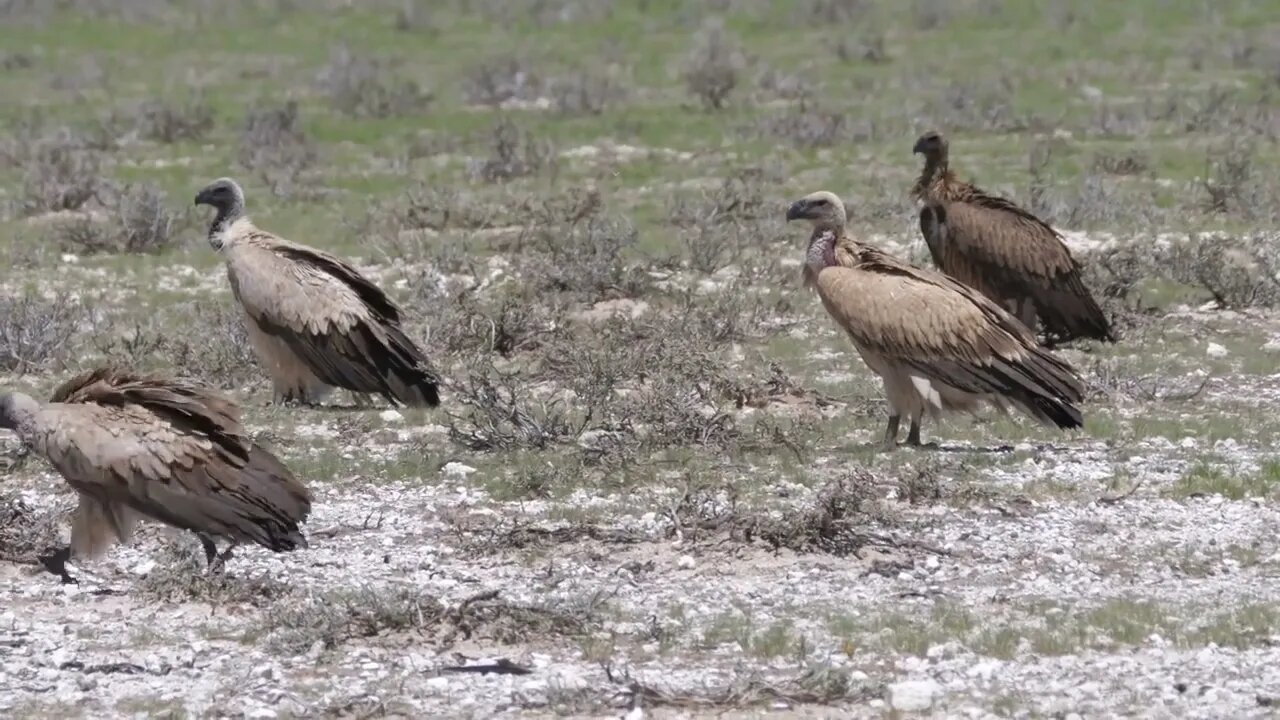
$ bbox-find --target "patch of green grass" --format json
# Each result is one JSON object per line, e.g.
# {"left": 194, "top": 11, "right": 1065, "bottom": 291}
{"left": 829, "top": 597, "right": 1280, "bottom": 660}
{"left": 1167, "top": 461, "right": 1280, "bottom": 501}
{"left": 702, "top": 607, "right": 807, "bottom": 659}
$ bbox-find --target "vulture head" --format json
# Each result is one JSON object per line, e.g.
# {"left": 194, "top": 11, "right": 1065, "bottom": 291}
{"left": 785, "top": 191, "right": 847, "bottom": 229}
{"left": 194, "top": 178, "right": 246, "bottom": 249}
{"left": 912, "top": 131, "right": 949, "bottom": 167}
{"left": 0, "top": 391, "right": 39, "bottom": 435}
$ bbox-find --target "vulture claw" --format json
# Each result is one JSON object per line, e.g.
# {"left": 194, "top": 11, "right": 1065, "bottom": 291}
{"left": 39, "top": 546, "right": 79, "bottom": 585}
{"left": 206, "top": 543, "right": 238, "bottom": 575}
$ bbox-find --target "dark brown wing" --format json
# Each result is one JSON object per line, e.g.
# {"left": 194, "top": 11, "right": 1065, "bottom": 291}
{"left": 47, "top": 368, "right": 312, "bottom": 552}
{"left": 932, "top": 193, "right": 1114, "bottom": 342}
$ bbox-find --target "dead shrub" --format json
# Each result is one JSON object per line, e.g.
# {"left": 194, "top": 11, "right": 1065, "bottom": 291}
{"left": 1091, "top": 151, "right": 1149, "bottom": 176}
{"left": 462, "top": 55, "right": 543, "bottom": 107}
{"left": 447, "top": 359, "right": 588, "bottom": 452}
{"left": 16, "top": 132, "right": 105, "bottom": 217}
{"left": 548, "top": 68, "right": 628, "bottom": 115}
{"left": 256, "top": 583, "right": 595, "bottom": 654}
{"left": 161, "top": 300, "right": 260, "bottom": 388}
{"left": 135, "top": 543, "right": 294, "bottom": 606}
{"left": 423, "top": 288, "right": 563, "bottom": 357}
{"left": 749, "top": 101, "right": 867, "bottom": 148}
{"left": 0, "top": 291, "right": 81, "bottom": 374}
{"left": 521, "top": 214, "right": 649, "bottom": 300}
{"left": 317, "top": 45, "right": 433, "bottom": 118}
{"left": 681, "top": 19, "right": 745, "bottom": 111}
{"left": 1199, "top": 141, "right": 1276, "bottom": 220}
{"left": 469, "top": 118, "right": 555, "bottom": 183}
{"left": 48, "top": 184, "right": 180, "bottom": 256}
{"left": 0, "top": 493, "right": 64, "bottom": 564}
{"left": 680, "top": 221, "right": 742, "bottom": 274}
{"left": 131, "top": 93, "right": 215, "bottom": 143}
{"left": 237, "top": 100, "right": 317, "bottom": 194}
{"left": 1165, "top": 233, "right": 1280, "bottom": 309}
{"left": 748, "top": 471, "right": 907, "bottom": 556}
{"left": 114, "top": 183, "right": 179, "bottom": 253}
{"left": 666, "top": 168, "right": 775, "bottom": 228}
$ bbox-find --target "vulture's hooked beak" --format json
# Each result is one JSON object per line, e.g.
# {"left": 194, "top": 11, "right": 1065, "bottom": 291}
{"left": 193, "top": 190, "right": 210, "bottom": 207}
{"left": 785, "top": 200, "right": 808, "bottom": 222}
{"left": 912, "top": 138, "right": 927, "bottom": 155}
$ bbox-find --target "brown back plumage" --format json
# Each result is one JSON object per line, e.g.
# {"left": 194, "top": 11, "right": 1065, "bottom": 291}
{"left": 912, "top": 131, "right": 1114, "bottom": 344}
{"left": 44, "top": 367, "right": 311, "bottom": 558}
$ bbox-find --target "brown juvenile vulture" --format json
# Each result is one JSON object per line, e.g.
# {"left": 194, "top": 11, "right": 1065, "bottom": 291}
{"left": 911, "top": 131, "right": 1114, "bottom": 345}
{"left": 0, "top": 368, "right": 311, "bottom": 581}
{"left": 786, "top": 190, "right": 1084, "bottom": 450}
{"left": 194, "top": 177, "right": 441, "bottom": 408}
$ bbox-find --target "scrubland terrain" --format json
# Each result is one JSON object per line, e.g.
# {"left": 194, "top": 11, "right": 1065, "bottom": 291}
{"left": 2, "top": 1, "right": 1280, "bottom": 717}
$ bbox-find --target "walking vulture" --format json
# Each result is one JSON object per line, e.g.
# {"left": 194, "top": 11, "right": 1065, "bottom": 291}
{"left": 911, "top": 131, "right": 1114, "bottom": 345}
{"left": 0, "top": 368, "right": 311, "bottom": 581}
{"left": 195, "top": 177, "right": 441, "bottom": 407}
{"left": 786, "top": 190, "right": 1084, "bottom": 450}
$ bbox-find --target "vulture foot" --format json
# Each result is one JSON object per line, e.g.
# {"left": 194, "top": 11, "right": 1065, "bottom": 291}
{"left": 206, "top": 543, "right": 238, "bottom": 575}
{"left": 880, "top": 415, "right": 901, "bottom": 451}
{"left": 905, "top": 422, "right": 923, "bottom": 447}
{"left": 198, "top": 534, "right": 219, "bottom": 566}
{"left": 38, "top": 546, "right": 78, "bottom": 585}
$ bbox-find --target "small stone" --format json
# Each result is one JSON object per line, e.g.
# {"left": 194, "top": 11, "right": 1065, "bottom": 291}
{"left": 247, "top": 709, "right": 277, "bottom": 720}
{"left": 887, "top": 679, "right": 942, "bottom": 711}
{"left": 441, "top": 462, "right": 477, "bottom": 480}
{"left": 1263, "top": 339, "right": 1280, "bottom": 354}
{"left": 426, "top": 676, "right": 449, "bottom": 690}
{"left": 379, "top": 409, "right": 404, "bottom": 423}
{"left": 1206, "top": 342, "right": 1228, "bottom": 359}
{"left": 677, "top": 555, "right": 696, "bottom": 570}
{"left": 307, "top": 640, "right": 325, "bottom": 660}
{"left": 131, "top": 560, "right": 156, "bottom": 577}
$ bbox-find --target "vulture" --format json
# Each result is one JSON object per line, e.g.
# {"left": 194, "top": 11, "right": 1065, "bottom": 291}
{"left": 194, "top": 177, "right": 441, "bottom": 408}
{"left": 0, "top": 368, "right": 311, "bottom": 581}
{"left": 786, "top": 190, "right": 1085, "bottom": 450}
{"left": 911, "top": 131, "right": 1115, "bottom": 346}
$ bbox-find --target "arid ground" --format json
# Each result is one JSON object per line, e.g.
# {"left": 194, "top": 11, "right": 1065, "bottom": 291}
{"left": 2, "top": 1, "right": 1280, "bottom": 718}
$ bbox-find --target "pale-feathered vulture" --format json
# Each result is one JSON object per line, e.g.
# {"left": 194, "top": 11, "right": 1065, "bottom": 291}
{"left": 0, "top": 368, "right": 311, "bottom": 581}
{"left": 194, "top": 177, "right": 441, "bottom": 408}
{"left": 911, "top": 131, "right": 1114, "bottom": 346}
{"left": 786, "top": 190, "right": 1084, "bottom": 450}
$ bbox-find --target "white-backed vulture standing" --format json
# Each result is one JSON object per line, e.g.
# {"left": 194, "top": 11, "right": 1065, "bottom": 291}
{"left": 911, "top": 131, "right": 1115, "bottom": 346}
{"left": 786, "top": 191, "right": 1084, "bottom": 450}
{"left": 0, "top": 368, "right": 311, "bottom": 581}
{"left": 194, "top": 178, "right": 441, "bottom": 407}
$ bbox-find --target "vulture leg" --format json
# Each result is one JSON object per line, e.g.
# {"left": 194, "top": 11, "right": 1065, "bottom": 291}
{"left": 881, "top": 415, "right": 901, "bottom": 451}
{"left": 207, "top": 542, "right": 239, "bottom": 575}
{"left": 1018, "top": 301, "right": 1039, "bottom": 338}
{"left": 905, "top": 419, "right": 923, "bottom": 447}
{"left": 198, "top": 534, "right": 219, "bottom": 566}
{"left": 39, "top": 546, "right": 78, "bottom": 585}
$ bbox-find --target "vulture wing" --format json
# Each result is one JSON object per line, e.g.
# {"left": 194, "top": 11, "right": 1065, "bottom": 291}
{"left": 227, "top": 230, "right": 440, "bottom": 407}
{"left": 811, "top": 255, "right": 1083, "bottom": 429}
{"left": 42, "top": 368, "right": 311, "bottom": 557}
{"left": 928, "top": 196, "right": 1114, "bottom": 342}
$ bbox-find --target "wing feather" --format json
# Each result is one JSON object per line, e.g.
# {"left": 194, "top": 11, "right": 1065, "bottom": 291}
{"left": 226, "top": 227, "right": 441, "bottom": 407}
{"left": 39, "top": 370, "right": 312, "bottom": 553}
{"left": 812, "top": 251, "right": 1083, "bottom": 428}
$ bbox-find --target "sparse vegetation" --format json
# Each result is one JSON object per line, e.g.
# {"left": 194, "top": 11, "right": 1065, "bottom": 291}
{"left": 3, "top": 1, "right": 1280, "bottom": 717}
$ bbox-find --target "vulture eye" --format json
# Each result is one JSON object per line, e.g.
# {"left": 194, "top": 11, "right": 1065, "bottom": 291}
{"left": 812, "top": 199, "right": 828, "bottom": 206}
